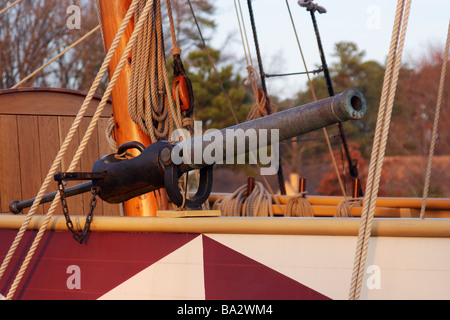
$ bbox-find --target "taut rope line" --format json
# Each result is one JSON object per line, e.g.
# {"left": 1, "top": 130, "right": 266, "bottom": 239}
{"left": 348, "top": 0, "right": 411, "bottom": 300}
{"left": 285, "top": 0, "right": 349, "bottom": 206}
{"left": 13, "top": 25, "right": 101, "bottom": 88}
{"left": 1, "top": 0, "right": 157, "bottom": 300}
{"left": 0, "top": 0, "right": 24, "bottom": 15}
{"left": 420, "top": 20, "right": 450, "bottom": 219}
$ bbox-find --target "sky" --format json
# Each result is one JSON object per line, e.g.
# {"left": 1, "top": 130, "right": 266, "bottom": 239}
{"left": 210, "top": 0, "right": 450, "bottom": 99}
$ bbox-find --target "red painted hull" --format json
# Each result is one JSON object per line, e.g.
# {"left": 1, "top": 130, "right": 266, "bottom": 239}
{"left": 0, "top": 229, "right": 328, "bottom": 300}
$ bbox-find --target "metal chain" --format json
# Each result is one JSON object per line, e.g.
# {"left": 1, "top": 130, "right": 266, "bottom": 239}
{"left": 57, "top": 181, "right": 99, "bottom": 244}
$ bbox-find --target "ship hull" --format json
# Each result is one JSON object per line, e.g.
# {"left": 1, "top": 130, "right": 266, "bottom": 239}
{"left": 1, "top": 215, "right": 449, "bottom": 300}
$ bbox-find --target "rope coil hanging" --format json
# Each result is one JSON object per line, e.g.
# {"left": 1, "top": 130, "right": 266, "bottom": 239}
{"left": 128, "top": 0, "right": 179, "bottom": 143}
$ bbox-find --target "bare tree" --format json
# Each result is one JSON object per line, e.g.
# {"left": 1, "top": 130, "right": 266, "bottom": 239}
{"left": 0, "top": 0, "right": 216, "bottom": 91}
{"left": 0, "top": 0, "right": 75, "bottom": 88}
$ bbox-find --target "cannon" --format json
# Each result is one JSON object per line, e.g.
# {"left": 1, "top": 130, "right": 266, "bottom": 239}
{"left": 10, "top": 88, "right": 366, "bottom": 213}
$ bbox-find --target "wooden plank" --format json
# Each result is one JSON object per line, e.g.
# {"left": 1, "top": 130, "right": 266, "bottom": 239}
{"left": 0, "top": 89, "right": 113, "bottom": 117}
{"left": 0, "top": 115, "right": 21, "bottom": 213}
{"left": 38, "top": 116, "right": 62, "bottom": 215}
{"left": 97, "top": 118, "right": 121, "bottom": 216}
{"left": 58, "top": 116, "right": 84, "bottom": 215}
{"left": 156, "top": 210, "right": 221, "bottom": 218}
{"left": 17, "top": 116, "right": 43, "bottom": 215}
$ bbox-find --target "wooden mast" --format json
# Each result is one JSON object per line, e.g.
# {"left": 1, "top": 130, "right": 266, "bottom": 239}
{"left": 98, "top": 0, "right": 164, "bottom": 216}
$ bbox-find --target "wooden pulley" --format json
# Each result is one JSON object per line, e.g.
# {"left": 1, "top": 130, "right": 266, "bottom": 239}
{"left": 172, "top": 75, "right": 191, "bottom": 112}
{"left": 172, "top": 54, "right": 194, "bottom": 116}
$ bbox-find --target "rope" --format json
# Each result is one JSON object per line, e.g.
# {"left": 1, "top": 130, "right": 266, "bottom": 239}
{"left": 13, "top": 25, "right": 101, "bottom": 88}
{"left": 348, "top": 0, "right": 411, "bottom": 300}
{"left": 188, "top": 0, "right": 284, "bottom": 213}
{"left": 420, "top": 21, "right": 450, "bottom": 220}
{"left": 246, "top": 0, "right": 287, "bottom": 196}
{"left": 214, "top": 182, "right": 274, "bottom": 217}
{"left": 335, "top": 198, "right": 362, "bottom": 218}
{"left": 233, "top": 0, "right": 274, "bottom": 121}
{"left": 0, "top": 0, "right": 24, "bottom": 15}
{"left": 127, "top": 0, "right": 179, "bottom": 142}
{"left": 285, "top": 0, "right": 349, "bottom": 208}
{"left": 1, "top": 0, "right": 154, "bottom": 300}
{"left": 187, "top": 0, "right": 240, "bottom": 125}
{"left": 165, "top": 0, "right": 181, "bottom": 56}
{"left": 285, "top": 193, "right": 314, "bottom": 217}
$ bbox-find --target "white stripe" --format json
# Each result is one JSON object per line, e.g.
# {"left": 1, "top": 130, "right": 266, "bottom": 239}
{"left": 98, "top": 236, "right": 205, "bottom": 300}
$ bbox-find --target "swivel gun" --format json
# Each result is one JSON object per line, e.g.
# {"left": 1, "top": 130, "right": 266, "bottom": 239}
{"left": 10, "top": 88, "right": 367, "bottom": 212}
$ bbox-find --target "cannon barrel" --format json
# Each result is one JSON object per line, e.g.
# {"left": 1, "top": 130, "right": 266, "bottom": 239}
{"left": 10, "top": 88, "right": 366, "bottom": 211}
{"left": 177, "top": 87, "right": 366, "bottom": 172}
{"left": 93, "top": 88, "right": 366, "bottom": 204}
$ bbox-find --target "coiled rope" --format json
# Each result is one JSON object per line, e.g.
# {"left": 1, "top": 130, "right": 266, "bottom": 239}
{"left": 214, "top": 181, "right": 274, "bottom": 217}
{"left": 335, "top": 198, "right": 361, "bottom": 218}
{"left": 127, "top": 0, "right": 182, "bottom": 143}
{"left": 285, "top": 193, "right": 314, "bottom": 217}
{"left": 348, "top": 0, "right": 411, "bottom": 300}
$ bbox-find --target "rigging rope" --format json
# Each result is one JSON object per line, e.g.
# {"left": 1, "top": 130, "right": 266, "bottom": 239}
{"left": 187, "top": 0, "right": 239, "bottom": 125}
{"left": 0, "top": 0, "right": 24, "bottom": 15}
{"left": 187, "top": 0, "right": 284, "bottom": 214}
{"left": 419, "top": 21, "right": 450, "bottom": 219}
{"left": 285, "top": 0, "right": 349, "bottom": 207}
{"left": 13, "top": 25, "right": 101, "bottom": 88}
{"left": 348, "top": 0, "right": 411, "bottom": 300}
{"left": 246, "top": 0, "right": 287, "bottom": 196}
{"left": 233, "top": 0, "right": 276, "bottom": 121}
{"left": 0, "top": 0, "right": 155, "bottom": 300}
